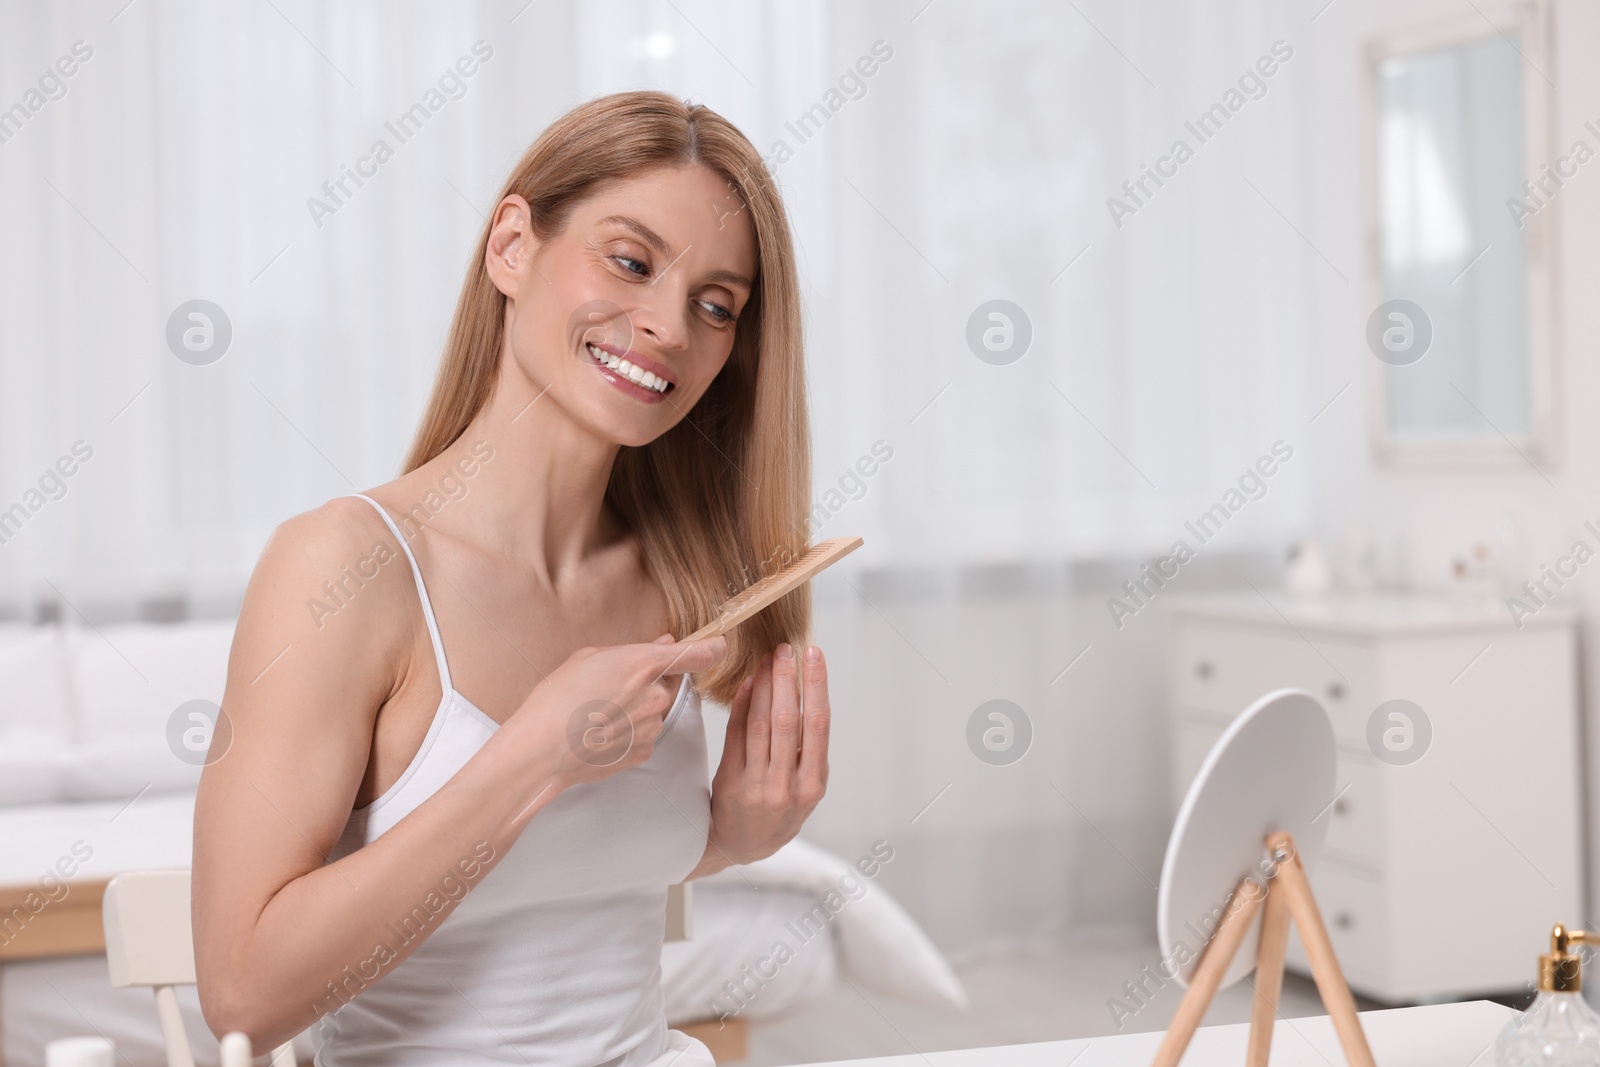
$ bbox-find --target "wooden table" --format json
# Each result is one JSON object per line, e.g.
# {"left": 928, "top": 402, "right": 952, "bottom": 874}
{"left": 784, "top": 1001, "right": 1513, "bottom": 1066}
{"left": 0, "top": 879, "right": 109, "bottom": 963}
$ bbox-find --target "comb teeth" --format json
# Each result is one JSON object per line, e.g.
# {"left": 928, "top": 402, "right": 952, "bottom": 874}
{"left": 719, "top": 544, "right": 832, "bottom": 611}
{"left": 685, "top": 536, "right": 864, "bottom": 641}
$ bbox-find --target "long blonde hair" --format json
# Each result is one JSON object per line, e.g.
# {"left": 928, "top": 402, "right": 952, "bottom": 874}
{"left": 404, "top": 91, "right": 810, "bottom": 704}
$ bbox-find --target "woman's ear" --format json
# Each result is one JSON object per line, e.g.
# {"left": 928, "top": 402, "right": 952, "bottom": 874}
{"left": 485, "top": 194, "right": 540, "bottom": 297}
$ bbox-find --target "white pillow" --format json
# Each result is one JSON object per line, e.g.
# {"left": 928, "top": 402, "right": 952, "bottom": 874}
{"left": 0, "top": 733, "right": 69, "bottom": 806}
{"left": 58, "top": 734, "right": 203, "bottom": 803}
{"left": 662, "top": 886, "right": 839, "bottom": 1024}
{"left": 66, "top": 619, "right": 235, "bottom": 738}
{"left": 700, "top": 837, "right": 969, "bottom": 1011}
{"left": 0, "top": 625, "right": 73, "bottom": 739}
{"left": 0, "top": 626, "right": 74, "bottom": 806}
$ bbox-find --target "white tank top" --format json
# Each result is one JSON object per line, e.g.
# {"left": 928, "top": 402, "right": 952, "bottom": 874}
{"left": 314, "top": 494, "right": 714, "bottom": 1067}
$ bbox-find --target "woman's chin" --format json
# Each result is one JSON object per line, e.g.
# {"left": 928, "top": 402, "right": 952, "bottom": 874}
{"left": 576, "top": 399, "right": 675, "bottom": 450}
{"left": 576, "top": 372, "right": 680, "bottom": 446}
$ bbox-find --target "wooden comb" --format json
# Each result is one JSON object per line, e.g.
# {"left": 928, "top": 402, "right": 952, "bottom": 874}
{"left": 685, "top": 536, "right": 864, "bottom": 641}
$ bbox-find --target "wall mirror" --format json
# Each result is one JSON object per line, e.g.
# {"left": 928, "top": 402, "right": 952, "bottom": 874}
{"left": 1365, "top": 0, "right": 1558, "bottom": 469}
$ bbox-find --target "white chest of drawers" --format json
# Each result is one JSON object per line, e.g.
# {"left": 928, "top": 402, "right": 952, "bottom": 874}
{"left": 1165, "top": 593, "right": 1583, "bottom": 1003}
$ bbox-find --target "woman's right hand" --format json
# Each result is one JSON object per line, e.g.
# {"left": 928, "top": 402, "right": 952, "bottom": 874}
{"left": 515, "top": 634, "right": 727, "bottom": 789}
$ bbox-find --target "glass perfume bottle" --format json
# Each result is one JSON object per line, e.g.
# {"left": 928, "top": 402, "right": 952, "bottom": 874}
{"left": 1497, "top": 924, "right": 1600, "bottom": 1066}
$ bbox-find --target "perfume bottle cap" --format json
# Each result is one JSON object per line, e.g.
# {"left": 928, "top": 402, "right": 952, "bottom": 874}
{"left": 1540, "top": 952, "right": 1583, "bottom": 992}
{"left": 1539, "top": 924, "right": 1596, "bottom": 992}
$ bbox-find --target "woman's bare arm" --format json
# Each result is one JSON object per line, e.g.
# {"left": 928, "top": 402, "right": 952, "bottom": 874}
{"left": 192, "top": 500, "right": 571, "bottom": 1048}
{"left": 192, "top": 498, "right": 727, "bottom": 1049}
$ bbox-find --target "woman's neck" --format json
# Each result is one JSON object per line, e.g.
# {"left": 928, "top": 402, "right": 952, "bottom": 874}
{"left": 425, "top": 370, "right": 626, "bottom": 587}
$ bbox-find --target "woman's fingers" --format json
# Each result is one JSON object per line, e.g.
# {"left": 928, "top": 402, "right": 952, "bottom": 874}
{"left": 720, "top": 674, "right": 755, "bottom": 776}
{"left": 744, "top": 652, "right": 775, "bottom": 768}
{"left": 798, "top": 645, "right": 830, "bottom": 803}
{"left": 652, "top": 635, "right": 727, "bottom": 677}
{"left": 766, "top": 644, "right": 802, "bottom": 773}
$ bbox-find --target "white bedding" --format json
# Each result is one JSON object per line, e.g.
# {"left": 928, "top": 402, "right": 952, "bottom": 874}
{"left": 0, "top": 793, "right": 196, "bottom": 886}
{"left": 665, "top": 837, "right": 969, "bottom": 1024}
{"left": 663, "top": 885, "right": 841, "bottom": 1025}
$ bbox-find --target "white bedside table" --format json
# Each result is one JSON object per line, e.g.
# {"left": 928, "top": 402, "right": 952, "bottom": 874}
{"left": 1164, "top": 592, "right": 1582, "bottom": 1003}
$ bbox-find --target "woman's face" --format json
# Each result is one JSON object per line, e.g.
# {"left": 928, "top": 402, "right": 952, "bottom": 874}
{"left": 486, "top": 163, "right": 758, "bottom": 448}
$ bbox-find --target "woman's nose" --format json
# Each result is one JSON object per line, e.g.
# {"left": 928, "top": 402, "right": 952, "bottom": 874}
{"left": 631, "top": 290, "right": 691, "bottom": 353}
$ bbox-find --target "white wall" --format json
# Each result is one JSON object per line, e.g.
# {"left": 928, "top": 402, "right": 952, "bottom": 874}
{"left": 1302, "top": 0, "right": 1600, "bottom": 922}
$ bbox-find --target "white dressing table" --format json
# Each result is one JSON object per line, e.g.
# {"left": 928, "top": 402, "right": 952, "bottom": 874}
{"left": 786, "top": 1001, "right": 1512, "bottom": 1066}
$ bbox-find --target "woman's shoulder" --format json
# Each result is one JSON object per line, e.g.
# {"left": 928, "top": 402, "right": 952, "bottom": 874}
{"left": 236, "top": 492, "right": 418, "bottom": 658}
{"left": 259, "top": 493, "right": 404, "bottom": 578}
{"left": 216, "top": 494, "right": 419, "bottom": 809}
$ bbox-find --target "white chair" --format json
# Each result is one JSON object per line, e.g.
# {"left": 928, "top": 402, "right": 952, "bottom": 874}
{"left": 102, "top": 870, "right": 296, "bottom": 1067}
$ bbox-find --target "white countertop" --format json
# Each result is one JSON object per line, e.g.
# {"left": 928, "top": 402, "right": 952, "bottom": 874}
{"left": 1164, "top": 590, "right": 1574, "bottom": 636}
{"left": 786, "top": 1000, "right": 1512, "bottom": 1066}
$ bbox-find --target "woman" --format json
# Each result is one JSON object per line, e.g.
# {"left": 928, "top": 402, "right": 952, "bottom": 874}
{"left": 192, "top": 91, "right": 830, "bottom": 1067}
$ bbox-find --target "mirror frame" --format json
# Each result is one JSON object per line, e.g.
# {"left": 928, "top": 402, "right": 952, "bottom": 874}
{"left": 1363, "top": 0, "right": 1559, "bottom": 472}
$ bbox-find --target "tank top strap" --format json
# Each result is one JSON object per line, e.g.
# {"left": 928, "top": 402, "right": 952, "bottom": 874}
{"left": 346, "top": 493, "right": 453, "bottom": 693}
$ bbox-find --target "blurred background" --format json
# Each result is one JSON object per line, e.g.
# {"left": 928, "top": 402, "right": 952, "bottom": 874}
{"left": 1, "top": 0, "right": 1596, "bottom": 1064}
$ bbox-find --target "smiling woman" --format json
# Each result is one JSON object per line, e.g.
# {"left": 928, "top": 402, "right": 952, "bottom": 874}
{"left": 191, "top": 91, "right": 830, "bottom": 1067}
{"left": 409, "top": 92, "right": 812, "bottom": 700}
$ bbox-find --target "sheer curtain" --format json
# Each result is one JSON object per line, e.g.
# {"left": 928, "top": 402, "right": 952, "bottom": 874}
{"left": 1, "top": 0, "right": 1311, "bottom": 614}
{"left": 803, "top": 2, "right": 1314, "bottom": 565}
{"left": 1, "top": 0, "right": 1314, "bottom": 948}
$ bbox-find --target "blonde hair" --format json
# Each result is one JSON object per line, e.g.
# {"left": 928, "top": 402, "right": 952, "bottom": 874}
{"left": 404, "top": 92, "right": 811, "bottom": 704}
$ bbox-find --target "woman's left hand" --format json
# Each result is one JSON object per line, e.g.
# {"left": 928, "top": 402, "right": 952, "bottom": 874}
{"left": 692, "top": 643, "right": 830, "bottom": 876}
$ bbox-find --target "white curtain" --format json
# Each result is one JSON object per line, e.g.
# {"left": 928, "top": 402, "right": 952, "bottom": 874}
{"left": 1, "top": 0, "right": 1312, "bottom": 614}
{"left": 808, "top": 2, "right": 1315, "bottom": 567}
{"left": 1, "top": 1, "right": 1314, "bottom": 949}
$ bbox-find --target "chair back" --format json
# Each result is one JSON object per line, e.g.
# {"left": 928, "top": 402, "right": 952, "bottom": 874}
{"left": 103, "top": 870, "right": 296, "bottom": 1067}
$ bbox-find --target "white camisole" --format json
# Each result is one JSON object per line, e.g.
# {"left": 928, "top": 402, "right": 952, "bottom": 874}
{"left": 314, "top": 494, "right": 714, "bottom": 1067}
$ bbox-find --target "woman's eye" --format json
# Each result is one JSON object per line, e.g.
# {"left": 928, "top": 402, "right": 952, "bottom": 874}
{"left": 613, "top": 256, "right": 649, "bottom": 277}
{"left": 698, "top": 300, "right": 734, "bottom": 323}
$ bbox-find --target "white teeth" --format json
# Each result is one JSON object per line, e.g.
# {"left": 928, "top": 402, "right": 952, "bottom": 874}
{"left": 588, "top": 344, "right": 669, "bottom": 393}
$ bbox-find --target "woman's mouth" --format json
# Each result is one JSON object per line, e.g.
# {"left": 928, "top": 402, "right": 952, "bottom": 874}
{"left": 585, "top": 342, "right": 675, "bottom": 400}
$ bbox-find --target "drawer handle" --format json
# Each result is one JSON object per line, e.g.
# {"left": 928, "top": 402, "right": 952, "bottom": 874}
{"left": 1326, "top": 681, "right": 1346, "bottom": 701}
{"left": 1194, "top": 661, "right": 1214, "bottom": 680}
{"left": 1333, "top": 912, "right": 1354, "bottom": 931}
